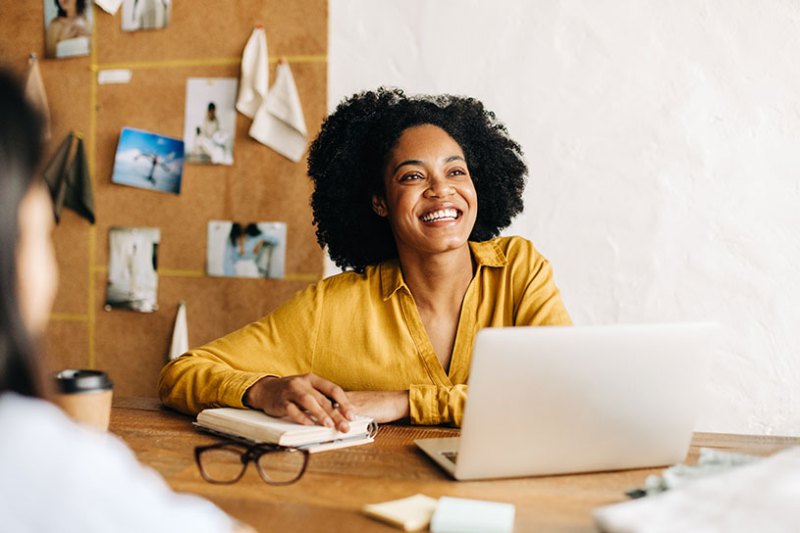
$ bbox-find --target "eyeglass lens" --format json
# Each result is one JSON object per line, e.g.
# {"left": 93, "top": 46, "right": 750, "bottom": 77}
{"left": 255, "top": 448, "right": 307, "bottom": 484}
{"left": 199, "top": 445, "right": 248, "bottom": 483}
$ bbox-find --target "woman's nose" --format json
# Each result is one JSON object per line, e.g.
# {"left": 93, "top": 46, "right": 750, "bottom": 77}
{"left": 425, "top": 175, "right": 455, "bottom": 198}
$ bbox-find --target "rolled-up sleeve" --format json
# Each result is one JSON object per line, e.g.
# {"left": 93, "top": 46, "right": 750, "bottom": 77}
{"left": 409, "top": 384, "right": 468, "bottom": 426}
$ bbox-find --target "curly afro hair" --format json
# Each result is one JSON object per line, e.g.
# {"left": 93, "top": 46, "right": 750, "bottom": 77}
{"left": 307, "top": 87, "right": 528, "bottom": 272}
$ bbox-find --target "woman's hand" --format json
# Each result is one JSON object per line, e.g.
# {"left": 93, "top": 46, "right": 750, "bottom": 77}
{"left": 245, "top": 374, "right": 354, "bottom": 432}
{"left": 345, "top": 391, "right": 409, "bottom": 423}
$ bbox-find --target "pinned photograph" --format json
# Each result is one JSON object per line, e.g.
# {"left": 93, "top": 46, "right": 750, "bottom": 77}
{"left": 207, "top": 221, "right": 287, "bottom": 279}
{"left": 44, "top": 0, "right": 94, "bottom": 59}
{"left": 121, "top": 0, "right": 171, "bottom": 32}
{"left": 184, "top": 78, "right": 238, "bottom": 165}
{"left": 111, "top": 127, "right": 184, "bottom": 195}
{"left": 106, "top": 227, "right": 160, "bottom": 313}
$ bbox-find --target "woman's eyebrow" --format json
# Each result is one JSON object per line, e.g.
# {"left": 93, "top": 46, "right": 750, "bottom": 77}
{"left": 392, "top": 155, "right": 465, "bottom": 174}
{"left": 392, "top": 159, "right": 423, "bottom": 173}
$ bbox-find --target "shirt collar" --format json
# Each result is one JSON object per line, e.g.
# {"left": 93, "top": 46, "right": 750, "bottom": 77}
{"left": 379, "top": 239, "right": 507, "bottom": 301}
{"left": 469, "top": 239, "right": 507, "bottom": 268}
{"left": 380, "top": 259, "right": 406, "bottom": 301}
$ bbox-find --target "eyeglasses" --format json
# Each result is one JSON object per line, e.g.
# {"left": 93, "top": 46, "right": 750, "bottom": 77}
{"left": 194, "top": 440, "right": 310, "bottom": 485}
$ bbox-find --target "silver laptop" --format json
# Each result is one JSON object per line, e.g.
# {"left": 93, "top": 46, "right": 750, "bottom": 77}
{"left": 415, "top": 323, "right": 718, "bottom": 481}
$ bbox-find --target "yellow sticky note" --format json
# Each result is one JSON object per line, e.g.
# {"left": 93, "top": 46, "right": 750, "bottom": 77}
{"left": 362, "top": 493, "right": 439, "bottom": 531}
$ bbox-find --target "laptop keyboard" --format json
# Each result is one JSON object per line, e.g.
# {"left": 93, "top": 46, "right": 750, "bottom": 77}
{"left": 442, "top": 451, "right": 458, "bottom": 464}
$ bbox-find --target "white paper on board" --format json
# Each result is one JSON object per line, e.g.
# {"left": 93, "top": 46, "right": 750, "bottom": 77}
{"left": 98, "top": 69, "right": 133, "bottom": 85}
{"left": 95, "top": 0, "right": 124, "bottom": 15}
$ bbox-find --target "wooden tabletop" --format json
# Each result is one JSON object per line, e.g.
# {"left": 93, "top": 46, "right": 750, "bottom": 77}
{"left": 110, "top": 397, "right": 800, "bottom": 532}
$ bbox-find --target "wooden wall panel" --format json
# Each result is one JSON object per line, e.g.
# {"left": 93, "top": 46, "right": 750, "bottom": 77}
{"left": 42, "top": 321, "right": 90, "bottom": 374}
{"left": 2, "top": 1, "right": 328, "bottom": 397}
{"left": 95, "top": 1, "right": 327, "bottom": 64}
{"left": 92, "top": 61, "right": 327, "bottom": 276}
{"left": 50, "top": 212, "right": 91, "bottom": 314}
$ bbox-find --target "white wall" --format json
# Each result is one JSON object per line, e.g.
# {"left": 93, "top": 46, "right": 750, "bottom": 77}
{"left": 328, "top": 0, "right": 800, "bottom": 436}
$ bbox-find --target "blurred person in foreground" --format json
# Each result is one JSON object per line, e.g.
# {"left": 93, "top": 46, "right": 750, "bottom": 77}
{"left": 0, "top": 69, "right": 251, "bottom": 533}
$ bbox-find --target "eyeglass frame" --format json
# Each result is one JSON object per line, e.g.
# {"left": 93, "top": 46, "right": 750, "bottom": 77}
{"left": 194, "top": 438, "right": 310, "bottom": 486}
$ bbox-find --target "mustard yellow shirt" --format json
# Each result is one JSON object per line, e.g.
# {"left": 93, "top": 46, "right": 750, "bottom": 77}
{"left": 159, "top": 236, "right": 572, "bottom": 425}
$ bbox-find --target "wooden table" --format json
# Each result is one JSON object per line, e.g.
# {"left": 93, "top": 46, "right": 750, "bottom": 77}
{"left": 111, "top": 398, "right": 800, "bottom": 532}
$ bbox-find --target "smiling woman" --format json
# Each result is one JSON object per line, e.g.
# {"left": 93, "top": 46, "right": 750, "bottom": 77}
{"left": 309, "top": 88, "right": 527, "bottom": 272}
{"left": 159, "top": 88, "right": 572, "bottom": 428}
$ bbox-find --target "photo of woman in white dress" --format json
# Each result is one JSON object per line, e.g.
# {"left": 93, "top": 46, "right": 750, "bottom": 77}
{"left": 184, "top": 79, "right": 238, "bottom": 166}
{"left": 44, "top": 0, "right": 92, "bottom": 59}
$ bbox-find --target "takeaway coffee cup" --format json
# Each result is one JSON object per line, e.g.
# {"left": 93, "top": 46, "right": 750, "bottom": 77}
{"left": 53, "top": 369, "right": 114, "bottom": 431}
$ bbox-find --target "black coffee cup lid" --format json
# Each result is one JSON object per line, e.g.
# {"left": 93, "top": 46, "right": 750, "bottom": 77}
{"left": 54, "top": 369, "right": 114, "bottom": 393}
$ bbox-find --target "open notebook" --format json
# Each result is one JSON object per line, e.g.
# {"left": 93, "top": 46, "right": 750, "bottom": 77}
{"left": 195, "top": 407, "right": 377, "bottom": 453}
{"left": 416, "top": 323, "right": 719, "bottom": 480}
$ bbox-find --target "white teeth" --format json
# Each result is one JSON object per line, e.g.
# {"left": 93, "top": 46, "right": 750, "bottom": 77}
{"left": 421, "top": 208, "right": 459, "bottom": 222}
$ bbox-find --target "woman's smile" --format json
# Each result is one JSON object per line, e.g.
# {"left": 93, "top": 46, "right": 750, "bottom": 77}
{"left": 419, "top": 207, "right": 461, "bottom": 224}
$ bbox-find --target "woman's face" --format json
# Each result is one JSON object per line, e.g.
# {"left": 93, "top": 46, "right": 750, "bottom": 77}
{"left": 58, "top": 0, "right": 77, "bottom": 16}
{"left": 374, "top": 124, "right": 478, "bottom": 259}
{"left": 16, "top": 186, "right": 58, "bottom": 335}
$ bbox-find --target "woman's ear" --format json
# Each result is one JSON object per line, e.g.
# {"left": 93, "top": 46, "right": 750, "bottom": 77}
{"left": 371, "top": 195, "right": 388, "bottom": 217}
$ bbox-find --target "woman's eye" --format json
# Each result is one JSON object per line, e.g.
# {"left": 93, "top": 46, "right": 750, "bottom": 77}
{"left": 449, "top": 168, "right": 466, "bottom": 176}
{"left": 400, "top": 172, "right": 423, "bottom": 181}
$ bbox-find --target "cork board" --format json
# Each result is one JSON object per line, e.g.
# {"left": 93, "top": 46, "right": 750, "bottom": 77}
{"left": 1, "top": 1, "right": 327, "bottom": 397}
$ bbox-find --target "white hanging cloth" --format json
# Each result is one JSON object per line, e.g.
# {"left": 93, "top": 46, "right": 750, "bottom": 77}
{"left": 168, "top": 301, "right": 189, "bottom": 360}
{"left": 235, "top": 27, "right": 269, "bottom": 119}
{"left": 24, "top": 54, "right": 51, "bottom": 140}
{"left": 249, "top": 61, "right": 308, "bottom": 162}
